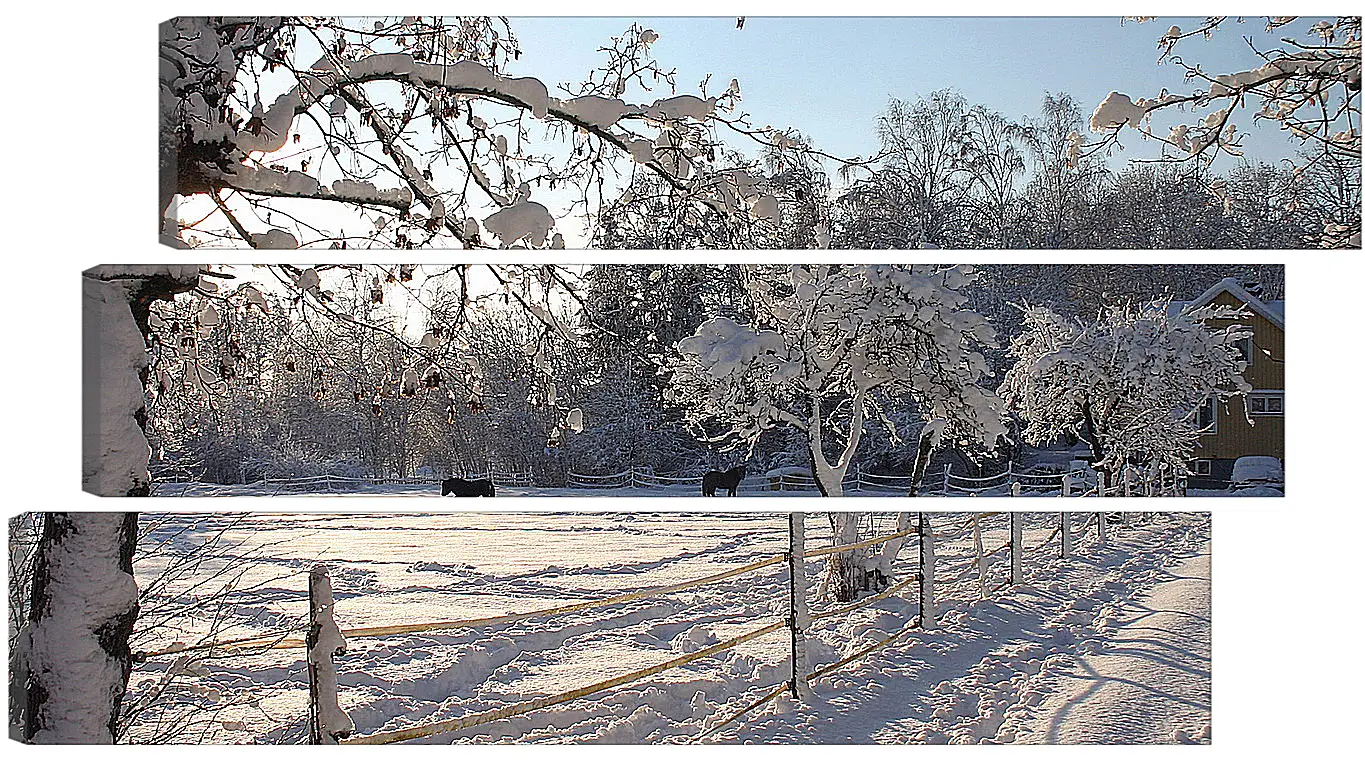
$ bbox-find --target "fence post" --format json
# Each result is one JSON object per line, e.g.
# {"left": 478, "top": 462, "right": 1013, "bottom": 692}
{"left": 786, "top": 513, "right": 811, "bottom": 699}
{"left": 1062, "top": 474, "right": 1074, "bottom": 498}
{"left": 1097, "top": 510, "right": 1108, "bottom": 545}
{"left": 1009, "top": 511, "right": 1023, "bottom": 585}
{"left": 1006, "top": 460, "right": 1014, "bottom": 486}
{"left": 972, "top": 512, "right": 986, "bottom": 600}
{"left": 942, "top": 463, "right": 951, "bottom": 496}
{"left": 307, "top": 565, "right": 353, "bottom": 744}
{"left": 1060, "top": 512, "right": 1072, "bottom": 559}
{"left": 919, "top": 512, "right": 936, "bottom": 630}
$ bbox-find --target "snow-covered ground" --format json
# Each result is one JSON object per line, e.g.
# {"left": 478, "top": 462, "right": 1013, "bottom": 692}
{"left": 1002, "top": 547, "right": 1211, "bottom": 744}
{"left": 153, "top": 480, "right": 1260, "bottom": 498}
{"left": 125, "top": 511, "right": 1210, "bottom": 744}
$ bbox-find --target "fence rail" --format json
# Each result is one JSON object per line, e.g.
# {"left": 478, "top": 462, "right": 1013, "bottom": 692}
{"left": 155, "top": 470, "right": 535, "bottom": 496}
{"left": 565, "top": 462, "right": 1188, "bottom": 497}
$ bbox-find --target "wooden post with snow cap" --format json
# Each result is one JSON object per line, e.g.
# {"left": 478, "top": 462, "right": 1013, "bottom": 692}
{"left": 1060, "top": 512, "right": 1072, "bottom": 559}
{"left": 972, "top": 512, "right": 987, "bottom": 600}
{"left": 307, "top": 565, "right": 353, "bottom": 744}
{"left": 786, "top": 513, "right": 812, "bottom": 699}
{"left": 1097, "top": 510, "right": 1108, "bottom": 545}
{"left": 919, "top": 512, "right": 936, "bottom": 630}
{"left": 942, "top": 463, "right": 951, "bottom": 496}
{"left": 1009, "top": 511, "right": 1023, "bottom": 585}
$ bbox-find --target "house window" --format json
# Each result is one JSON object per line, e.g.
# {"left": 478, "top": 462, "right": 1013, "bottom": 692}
{"left": 1195, "top": 397, "right": 1217, "bottom": 432}
{"left": 1190, "top": 459, "right": 1212, "bottom": 476}
{"left": 1235, "top": 337, "right": 1254, "bottom": 368}
{"left": 1249, "top": 391, "right": 1284, "bottom": 416}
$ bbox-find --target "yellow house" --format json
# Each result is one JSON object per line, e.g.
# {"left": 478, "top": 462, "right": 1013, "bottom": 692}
{"left": 1175, "top": 278, "right": 1284, "bottom": 485}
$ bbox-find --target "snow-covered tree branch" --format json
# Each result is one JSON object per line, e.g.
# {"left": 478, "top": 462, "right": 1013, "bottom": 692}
{"left": 1089, "top": 16, "right": 1361, "bottom": 247}
{"left": 160, "top": 16, "right": 819, "bottom": 249}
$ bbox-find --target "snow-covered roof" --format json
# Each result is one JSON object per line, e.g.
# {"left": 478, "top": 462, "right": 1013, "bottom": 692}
{"left": 764, "top": 466, "right": 812, "bottom": 478}
{"left": 1169, "top": 278, "right": 1284, "bottom": 330}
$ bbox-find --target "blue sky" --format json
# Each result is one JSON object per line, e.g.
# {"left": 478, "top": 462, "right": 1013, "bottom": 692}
{"left": 506, "top": 16, "right": 1306, "bottom": 169}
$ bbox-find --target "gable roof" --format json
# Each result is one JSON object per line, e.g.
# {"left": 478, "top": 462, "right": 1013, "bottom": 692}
{"left": 1169, "top": 277, "right": 1284, "bottom": 330}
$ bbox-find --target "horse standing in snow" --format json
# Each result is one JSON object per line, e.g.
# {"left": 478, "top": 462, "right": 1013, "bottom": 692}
{"left": 702, "top": 466, "right": 747, "bottom": 497}
{"left": 441, "top": 477, "right": 496, "bottom": 497}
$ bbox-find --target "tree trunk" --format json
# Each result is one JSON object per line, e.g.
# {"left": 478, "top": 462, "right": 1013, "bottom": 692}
{"left": 57, "top": 268, "right": 199, "bottom": 742}
{"left": 868, "top": 428, "right": 939, "bottom": 579}
{"left": 20, "top": 513, "right": 140, "bottom": 743}
{"left": 1079, "top": 400, "right": 1113, "bottom": 492}
{"left": 825, "top": 512, "right": 866, "bottom": 602}
{"left": 807, "top": 391, "right": 878, "bottom": 601}
{"left": 83, "top": 267, "right": 202, "bottom": 496}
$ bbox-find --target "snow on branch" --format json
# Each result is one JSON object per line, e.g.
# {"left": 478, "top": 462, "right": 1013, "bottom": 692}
{"left": 999, "top": 299, "right": 1252, "bottom": 473}
{"left": 160, "top": 17, "right": 814, "bottom": 249}
{"left": 666, "top": 265, "right": 1006, "bottom": 497}
{"left": 1090, "top": 16, "right": 1361, "bottom": 246}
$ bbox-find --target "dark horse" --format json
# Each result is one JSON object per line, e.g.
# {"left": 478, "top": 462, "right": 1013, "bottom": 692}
{"left": 701, "top": 466, "right": 747, "bottom": 497}
{"left": 441, "top": 477, "right": 496, "bottom": 497}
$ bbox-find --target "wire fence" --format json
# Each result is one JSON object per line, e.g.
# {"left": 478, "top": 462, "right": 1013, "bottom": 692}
{"left": 152, "top": 463, "right": 1196, "bottom": 497}
{"left": 566, "top": 462, "right": 1189, "bottom": 497}
{"left": 133, "top": 511, "right": 1162, "bottom": 744}
{"left": 154, "top": 470, "right": 535, "bottom": 497}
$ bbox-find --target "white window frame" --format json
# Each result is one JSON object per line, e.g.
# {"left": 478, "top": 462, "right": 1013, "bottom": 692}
{"left": 1235, "top": 336, "right": 1255, "bottom": 369}
{"left": 1195, "top": 397, "right": 1218, "bottom": 434}
{"left": 1190, "top": 459, "right": 1213, "bottom": 477}
{"left": 1248, "top": 390, "right": 1285, "bottom": 417}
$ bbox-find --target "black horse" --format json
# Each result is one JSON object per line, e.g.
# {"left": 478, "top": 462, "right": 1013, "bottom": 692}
{"left": 701, "top": 466, "right": 747, "bottom": 497}
{"left": 441, "top": 477, "right": 496, "bottom": 497}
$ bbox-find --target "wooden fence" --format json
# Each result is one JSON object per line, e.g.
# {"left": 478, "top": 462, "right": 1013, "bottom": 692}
{"left": 134, "top": 511, "right": 1153, "bottom": 744}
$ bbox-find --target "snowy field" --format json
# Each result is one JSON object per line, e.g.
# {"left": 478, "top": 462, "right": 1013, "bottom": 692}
{"left": 124, "top": 511, "right": 1210, "bottom": 744}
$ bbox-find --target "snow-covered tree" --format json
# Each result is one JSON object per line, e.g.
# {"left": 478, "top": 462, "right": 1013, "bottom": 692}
{"left": 1024, "top": 93, "right": 1110, "bottom": 248}
{"left": 999, "top": 301, "right": 1252, "bottom": 491}
{"left": 835, "top": 92, "right": 974, "bottom": 247}
{"left": 137, "top": 264, "right": 596, "bottom": 483}
{"left": 594, "top": 141, "right": 836, "bottom": 249}
{"left": 160, "top": 17, "right": 810, "bottom": 249}
{"left": 961, "top": 106, "right": 1032, "bottom": 247}
{"left": 74, "top": 261, "right": 594, "bottom": 741}
{"left": 666, "top": 264, "right": 1006, "bottom": 598}
{"left": 1091, "top": 16, "right": 1361, "bottom": 247}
